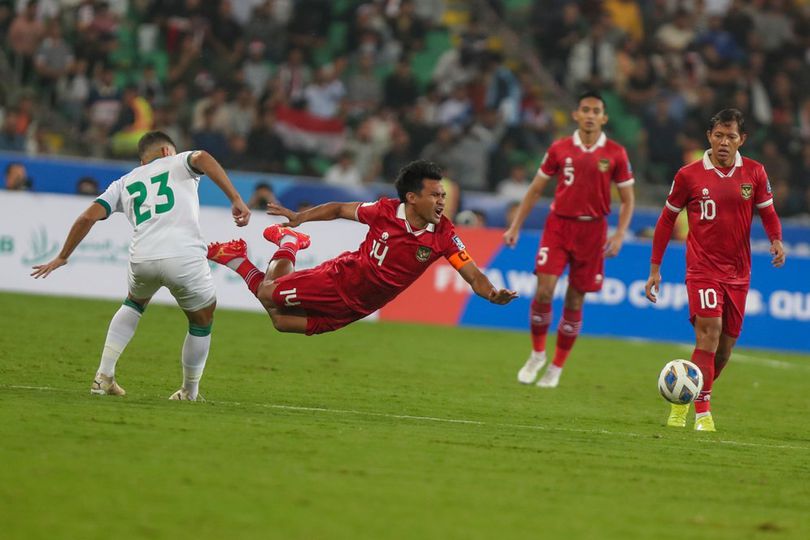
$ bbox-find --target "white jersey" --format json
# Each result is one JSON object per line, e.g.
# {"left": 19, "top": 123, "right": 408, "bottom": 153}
{"left": 96, "top": 151, "right": 206, "bottom": 262}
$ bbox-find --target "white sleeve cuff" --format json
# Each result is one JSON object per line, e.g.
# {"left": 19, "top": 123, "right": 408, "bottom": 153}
{"left": 616, "top": 178, "right": 635, "bottom": 187}
{"left": 755, "top": 198, "right": 774, "bottom": 209}
{"left": 665, "top": 201, "right": 682, "bottom": 213}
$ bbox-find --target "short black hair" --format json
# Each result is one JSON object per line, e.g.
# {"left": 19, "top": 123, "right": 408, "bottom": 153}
{"left": 394, "top": 160, "right": 443, "bottom": 202}
{"left": 708, "top": 108, "right": 746, "bottom": 134}
{"left": 577, "top": 90, "right": 606, "bottom": 110}
{"left": 137, "top": 131, "right": 176, "bottom": 160}
{"left": 253, "top": 181, "right": 273, "bottom": 192}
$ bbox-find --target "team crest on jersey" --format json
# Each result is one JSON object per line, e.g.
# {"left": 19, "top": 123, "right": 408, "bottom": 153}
{"left": 416, "top": 245, "right": 432, "bottom": 262}
{"left": 598, "top": 158, "right": 610, "bottom": 172}
{"left": 740, "top": 183, "right": 753, "bottom": 200}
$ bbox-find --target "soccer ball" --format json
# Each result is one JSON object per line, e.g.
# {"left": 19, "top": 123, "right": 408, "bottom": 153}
{"left": 658, "top": 359, "right": 704, "bottom": 405}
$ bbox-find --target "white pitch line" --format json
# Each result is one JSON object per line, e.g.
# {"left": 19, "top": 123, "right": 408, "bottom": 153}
{"left": 676, "top": 345, "right": 810, "bottom": 371}
{"left": 4, "top": 385, "right": 809, "bottom": 452}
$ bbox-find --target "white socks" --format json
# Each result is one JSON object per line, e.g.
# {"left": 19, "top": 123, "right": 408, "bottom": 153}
{"left": 182, "top": 326, "right": 212, "bottom": 400}
{"left": 225, "top": 257, "right": 245, "bottom": 271}
{"left": 279, "top": 234, "right": 298, "bottom": 247}
{"left": 97, "top": 302, "right": 143, "bottom": 377}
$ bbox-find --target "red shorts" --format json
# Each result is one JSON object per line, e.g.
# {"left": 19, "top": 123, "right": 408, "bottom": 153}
{"left": 686, "top": 278, "right": 749, "bottom": 338}
{"left": 535, "top": 213, "right": 607, "bottom": 292}
{"left": 271, "top": 266, "right": 367, "bottom": 335}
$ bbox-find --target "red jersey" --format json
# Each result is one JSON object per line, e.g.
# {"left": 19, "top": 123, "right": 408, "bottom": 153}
{"left": 328, "top": 198, "right": 469, "bottom": 314}
{"left": 665, "top": 151, "right": 774, "bottom": 284}
{"left": 538, "top": 130, "right": 634, "bottom": 218}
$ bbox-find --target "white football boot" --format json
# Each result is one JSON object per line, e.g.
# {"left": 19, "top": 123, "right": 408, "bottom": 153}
{"left": 90, "top": 372, "right": 126, "bottom": 396}
{"left": 536, "top": 364, "right": 562, "bottom": 388}
{"left": 517, "top": 351, "right": 547, "bottom": 384}
{"left": 169, "top": 388, "right": 204, "bottom": 402}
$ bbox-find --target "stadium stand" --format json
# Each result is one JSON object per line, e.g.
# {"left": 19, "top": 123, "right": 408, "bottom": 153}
{"left": 2, "top": 0, "right": 810, "bottom": 221}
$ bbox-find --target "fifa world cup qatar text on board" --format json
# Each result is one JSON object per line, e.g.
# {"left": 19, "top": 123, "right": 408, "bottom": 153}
{"left": 658, "top": 359, "right": 704, "bottom": 405}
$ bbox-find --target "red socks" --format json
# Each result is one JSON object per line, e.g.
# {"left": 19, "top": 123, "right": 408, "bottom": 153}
{"left": 530, "top": 300, "right": 551, "bottom": 353}
{"left": 691, "top": 348, "right": 716, "bottom": 414}
{"left": 235, "top": 260, "right": 265, "bottom": 296}
{"left": 552, "top": 308, "right": 582, "bottom": 367}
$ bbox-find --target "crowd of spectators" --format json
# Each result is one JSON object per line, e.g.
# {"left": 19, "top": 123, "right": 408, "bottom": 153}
{"left": 529, "top": 0, "right": 810, "bottom": 216}
{"left": 2, "top": 0, "right": 810, "bottom": 219}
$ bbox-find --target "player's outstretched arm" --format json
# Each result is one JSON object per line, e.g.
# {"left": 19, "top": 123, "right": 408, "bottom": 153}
{"left": 30, "top": 203, "right": 107, "bottom": 279}
{"left": 604, "top": 184, "right": 635, "bottom": 258}
{"left": 457, "top": 262, "right": 518, "bottom": 305}
{"left": 267, "top": 201, "right": 362, "bottom": 227}
{"left": 189, "top": 150, "right": 250, "bottom": 227}
{"left": 503, "top": 171, "right": 550, "bottom": 247}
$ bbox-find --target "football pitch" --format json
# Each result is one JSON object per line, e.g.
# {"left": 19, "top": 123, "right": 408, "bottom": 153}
{"left": 1, "top": 292, "right": 809, "bottom": 540}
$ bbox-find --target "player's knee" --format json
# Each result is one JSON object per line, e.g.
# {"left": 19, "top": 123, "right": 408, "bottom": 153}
{"left": 695, "top": 321, "right": 721, "bottom": 345}
{"left": 564, "top": 288, "right": 585, "bottom": 310}
{"left": 256, "top": 282, "right": 277, "bottom": 310}
{"left": 535, "top": 287, "right": 554, "bottom": 303}
{"left": 268, "top": 310, "right": 291, "bottom": 332}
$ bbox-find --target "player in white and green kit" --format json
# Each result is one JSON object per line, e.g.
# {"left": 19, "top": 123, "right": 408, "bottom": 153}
{"left": 31, "top": 132, "right": 251, "bottom": 400}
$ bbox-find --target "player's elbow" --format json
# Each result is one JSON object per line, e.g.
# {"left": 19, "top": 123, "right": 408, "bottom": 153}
{"left": 77, "top": 212, "right": 100, "bottom": 226}
{"left": 190, "top": 150, "right": 213, "bottom": 172}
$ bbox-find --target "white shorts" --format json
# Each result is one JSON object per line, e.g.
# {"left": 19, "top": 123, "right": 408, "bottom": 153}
{"left": 128, "top": 256, "right": 216, "bottom": 312}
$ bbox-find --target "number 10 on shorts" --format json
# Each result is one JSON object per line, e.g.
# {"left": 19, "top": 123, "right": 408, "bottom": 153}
{"left": 698, "top": 288, "right": 718, "bottom": 309}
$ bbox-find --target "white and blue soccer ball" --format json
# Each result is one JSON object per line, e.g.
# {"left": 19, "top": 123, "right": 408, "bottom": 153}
{"left": 658, "top": 359, "right": 704, "bottom": 405}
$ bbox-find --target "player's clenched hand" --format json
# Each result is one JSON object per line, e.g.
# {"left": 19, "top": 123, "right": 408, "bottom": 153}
{"left": 266, "top": 202, "right": 301, "bottom": 227}
{"left": 770, "top": 239, "right": 786, "bottom": 268}
{"left": 603, "top": 233, "right": 624, "bottom": 258}
{"left": 503, "top": 228, "right": 519, "bottom": 248}
{"left": 232, "top": 199, "right": 251, "bottom": 227}
{"left": 488, "top": 288, "right": 518, "bottom": 305}
{"left": 645, "top": 272, "right": 661, "bottom": 303}
{"left": 30, "top": 257, "right": 67, "bottom": 279}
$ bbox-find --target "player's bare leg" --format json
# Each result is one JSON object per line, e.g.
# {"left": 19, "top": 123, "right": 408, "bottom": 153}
{"left": 251, "top": 225, "right": 312, "bottom": 334}
{"left": 169, "top": 301, "right": 216, "bottom": 401}
{"left": 538, "top": 285, "right": 585, "bottom": 388}
{"left": 91, "top": 293, "right": 150, "bottom": 396}
{"left": 518, "top": 273, "right": 558, "bottom": 384}
{"left": 714, "top": 333, "right": 736, "bottom": 380}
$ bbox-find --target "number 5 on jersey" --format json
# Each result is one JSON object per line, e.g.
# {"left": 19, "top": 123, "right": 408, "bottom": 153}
{"left": 127, "top": 171, "right": 175, "bottom": 225}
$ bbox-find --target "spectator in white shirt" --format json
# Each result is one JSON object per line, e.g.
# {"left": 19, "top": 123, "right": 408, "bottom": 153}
{"left": 324, "top": 151, "right": 362, "bottom": 186}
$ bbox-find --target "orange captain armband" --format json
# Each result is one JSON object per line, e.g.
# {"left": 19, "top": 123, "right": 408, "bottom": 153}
{"left": 447, "top": 250, "right": 474, "bottom": 270}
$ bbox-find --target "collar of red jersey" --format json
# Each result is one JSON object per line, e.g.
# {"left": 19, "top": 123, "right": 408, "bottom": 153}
{"left": 703, "top": 150, "right": 743, "bottom": 177}
{"left": 573, "top": 130, "right": 607, "bottom": 153}
{"left": 397, "top": 203, "right": 435, "bottom": 234}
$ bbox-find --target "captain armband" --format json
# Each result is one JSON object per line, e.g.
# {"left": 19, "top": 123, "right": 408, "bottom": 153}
{"left": 447, "top": 250, "right": 474, "bottom": 270}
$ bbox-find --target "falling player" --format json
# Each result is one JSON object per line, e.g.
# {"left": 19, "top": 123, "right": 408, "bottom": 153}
{"left": 31, "top": 132, "right": 251, "bottom": 401}
{"left": 504, "top": 91, "right": 635, "bottom": 388}
{"left": 207, "top": 160, "right": 517, "bottom": 335}
{"left": 645, "top": 108, "right": 785, "bottom": 431}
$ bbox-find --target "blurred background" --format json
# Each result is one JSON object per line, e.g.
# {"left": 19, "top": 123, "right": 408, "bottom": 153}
{"left": 2, "top": 0, "right": 810, "bottom": 228}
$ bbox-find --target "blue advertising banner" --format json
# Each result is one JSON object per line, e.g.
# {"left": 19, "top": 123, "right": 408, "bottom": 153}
{"left": 461, "top": 234, "right": 810, "bottom": 353}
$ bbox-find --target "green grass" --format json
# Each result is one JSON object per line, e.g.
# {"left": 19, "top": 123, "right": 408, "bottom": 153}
{"left": 1, "top": 291, "right": 809, "bottom": 540}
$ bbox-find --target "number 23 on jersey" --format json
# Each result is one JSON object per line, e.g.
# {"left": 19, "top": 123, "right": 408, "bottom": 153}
{"left": 126, "top": 171, "right": 175, "bottom": 225}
